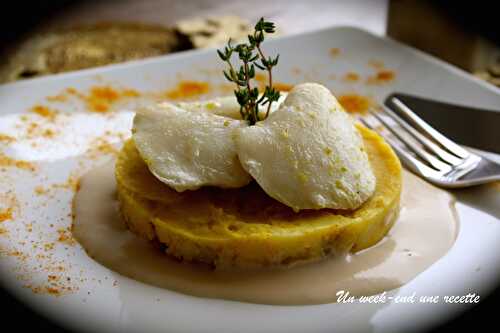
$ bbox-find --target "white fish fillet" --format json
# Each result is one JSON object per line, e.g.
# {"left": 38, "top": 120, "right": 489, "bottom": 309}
{"left": 235, "top": 83, "right": 376, "bottom": 211}
{"left": 132, "top": 103, "right": 251, "bottom": 192}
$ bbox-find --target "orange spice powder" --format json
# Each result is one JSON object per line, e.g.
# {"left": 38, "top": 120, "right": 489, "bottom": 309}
{"left": 165, "top": 81, "right": 211, "bottom": 100}
{"left": 34, "top": 186, "right": 47, "bottom": 195}
{"left": 122, "top": 89, "right": 140, "bottom": 98}
{"left": 66, "top": 87, "right": 79, "bottom": 95}
{"left": 47, "top": 86, "right": 141, "bottom": 113}
{"left": 51, "top": 174, "right": 80, "bottom": 193}
{"left": 57, "top": 227, "right": 76, "bottom": 246}
{"left": 0, "top": 207, "right": 13, "bottom": 223}
{"left": 366, "top": 70, "right": 396, "bottom": 85}
{"left": 46, "top": 92, "right": 68, "bottom": 103}
{"left": 0, "top": 134, "right": 15, "bottom": 143}
{"left": 42, "top": 129, "right": 56, "bottom": 139}
{"left": 0, "top": 153, "right": 36, "bottom": 171}
{"left": 273, "top": 82, "right": 294, "bottom": 92}
{"left": 95, "top": 140, "right": 119, "bottom": 156}
{"left": 253, "top": 73, "right": 268, "bottom": 91}
{"left": 23, "top": 284, "right": 63, "bottom": 297}
{"left": 254, "top": 73, "right": 267, "bottom": 84}
{"left": 342, "top": 72, "right": 360, "bottom": 82}
{"left": 90, "top": 86, "right": 120, "bottom": 101}
{"left": 329, "top": 48, "right": 341, "bottom": 57}
{"left": 85, "top": 86, "right": 120, "bottom": 113}
{"left": 377, "top": 70, "right": 395, "bottom": 81}
{"left": 338, "top": 94, "right": 373, "bottom": 114}
{"left": 30, "top": 105, "right": 58, "bottom": 120}
{"left": 254, "top": 74, "right": 293, "bottom": 91}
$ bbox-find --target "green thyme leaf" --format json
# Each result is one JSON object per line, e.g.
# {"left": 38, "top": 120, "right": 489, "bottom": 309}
{"left": 216, "top": 18, "right": 280, "bottom": 125}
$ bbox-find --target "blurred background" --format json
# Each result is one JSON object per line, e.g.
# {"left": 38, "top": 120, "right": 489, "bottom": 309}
{"left": 0, "top": 0, "right": 499, "bottom": 87}
{"left": 0, "top": 0, "right": 498, "bottom": 332}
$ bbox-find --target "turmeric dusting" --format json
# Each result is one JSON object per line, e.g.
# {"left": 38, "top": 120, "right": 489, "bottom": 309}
{"left": 0, "top": 134, "right": 15, "bottom": 143}
{"left": 254, "top": 74, "right": 293, "bottom": 91}
{"left": 338, "top": 94, "right": 373, "bottom": 114}
{"left": 97, "top": 142, "right": 119, "bottom": 155}
{"left": 0, "top": 179, "right": 79, "bottom": 297}
{"left": 44, "top": 243, "right": 55, "bottom": 251}
{"left": 90, "top": 86, "right": 120, "bottom": 101}
{"left": 377, "top": 70, "right": 395, "bottom": 81}
{"left": 366, "top": 70, "right": 396, "bottom": 85}
{"left": 342, "top": 72, "right": 360, "bottom": 82}
{"left": 329, "top": 48, "right": 341, "bottom": 57}
{"left": 52, "top": 175, "right": 80, "bottom": 193}
{"left": 254, "top": 73, "right": 268, "bottom": 91}
{"left": 30, "top": 105, "right": 58, "bottom": 120}
{"left": 254, "top": 73, "right": 267, "bottom": 84}
{"left": 46, "top": 92, "right": 68, "bottom": 103}
{"left": 47, "top": 274, "right": 59, "bottom": 282}
{"left": 122, "top": 89, "right": 140, "bottom": 97}
{"left": 57, "top": 227, "right": 76, "bottom": 246}
{"left": 46, "top": 86, "right": 136, "bottom": 112}
{"left": 0, "top": 153, "right": 36, "bottom": 171}
{"left": 165, "top": 81, "right": 211, "bottom": 100}
{"left": 48, "top": 85, "right": 142, "bottom": 113}
{"left": 46, "top": 287, "right": 62, "bottom": 296}
{"left": 66, "top": 87, "right": 79, "bottom": 95}
{"left": 18, "top": 120, "right": 60, "bottom": 141}
{"left": 23, "top": 284, "right": 63, "bottom": 297}
{"left": 0, "top": 207, "right": 13, "bottom": 223}
{"left": 93, "top": 140, "right": 120, "bottom": 157}
{"left": 85, "top": 86, "right": 120, "bottom": 113}
{"left": 86, "top": 137, "right": 121, "bottom": 160}
{"left": 274, "top": 82, "right": 293, "bottom": 92}
{"left": 43, "top": 129, "right": 56, "bottom": 138}
{"left": 34, "top": 186, "right": 49, "bottom": 195}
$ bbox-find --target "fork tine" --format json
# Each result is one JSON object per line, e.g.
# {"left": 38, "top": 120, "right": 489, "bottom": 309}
{"left": 388, "top": 139, "right": 442, "bottom": 178}
{"left": 380, "top": 106, "right": 463, "bottom": 166}
{"left": 359, "top": 118, "right": 440, "bottom": 177}
{"left": 390, "top": 97, "right": 470, "bottom": 159}
{"left": 370, "top": 110, "right": 452, "bottom": 172}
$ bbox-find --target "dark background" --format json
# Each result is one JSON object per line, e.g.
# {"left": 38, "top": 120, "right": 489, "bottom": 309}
{"left": 1, "top": 1, "right": 498, "bottom": 332}
{"left": 1, "top": 285, "right": 499, "bottom": 332}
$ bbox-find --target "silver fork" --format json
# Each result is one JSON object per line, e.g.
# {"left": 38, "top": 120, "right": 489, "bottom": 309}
{"left": 360, "top": 97, "right": 500, "bottom": 188}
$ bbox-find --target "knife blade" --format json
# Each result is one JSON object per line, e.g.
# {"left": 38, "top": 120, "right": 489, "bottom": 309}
{"left": 385, "top": 93, "right": 500, "bottom": 154}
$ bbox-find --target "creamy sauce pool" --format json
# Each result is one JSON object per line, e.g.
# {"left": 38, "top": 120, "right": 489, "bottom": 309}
{"left": 72, "top": 161, "right": 458, "bottom": 305}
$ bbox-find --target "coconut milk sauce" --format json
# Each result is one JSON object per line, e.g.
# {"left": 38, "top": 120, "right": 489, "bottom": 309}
{"left": 73, "top": 162, "right": 458, "bottom": 305}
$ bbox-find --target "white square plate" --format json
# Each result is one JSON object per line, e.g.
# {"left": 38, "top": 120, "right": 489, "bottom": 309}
{"left": 1, "top": 27, "right": 499, "bottom": 333}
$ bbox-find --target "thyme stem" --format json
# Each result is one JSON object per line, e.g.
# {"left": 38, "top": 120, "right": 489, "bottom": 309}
{"left": 217, "top": 18, "right": 280, "bottom": 125}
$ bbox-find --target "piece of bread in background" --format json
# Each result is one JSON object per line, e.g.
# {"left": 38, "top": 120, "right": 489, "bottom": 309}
{"left": 0, "top": 15, "right": 254, "bottom": 83}
{"left": 174, "top": 15, "right": 252, "bottom": 49}
{"left": 0, "top": 22, "right": 190, "bottom": 83}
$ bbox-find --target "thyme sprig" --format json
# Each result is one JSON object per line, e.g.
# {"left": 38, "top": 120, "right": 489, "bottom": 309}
{"left": 217, "top": 18, "right": 280, "bottom": 125}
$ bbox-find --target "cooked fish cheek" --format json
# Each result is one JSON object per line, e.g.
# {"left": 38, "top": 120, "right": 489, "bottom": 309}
{"left": 236, "top": 83, "right": 376, "bottom": 211}
{"left": 132, "top": 103, "right": 251, "bottom": 192}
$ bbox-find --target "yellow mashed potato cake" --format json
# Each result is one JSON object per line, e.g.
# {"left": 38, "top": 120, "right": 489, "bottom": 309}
{"left": 115, "top": 124, "right": 402, "bottom": 269}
